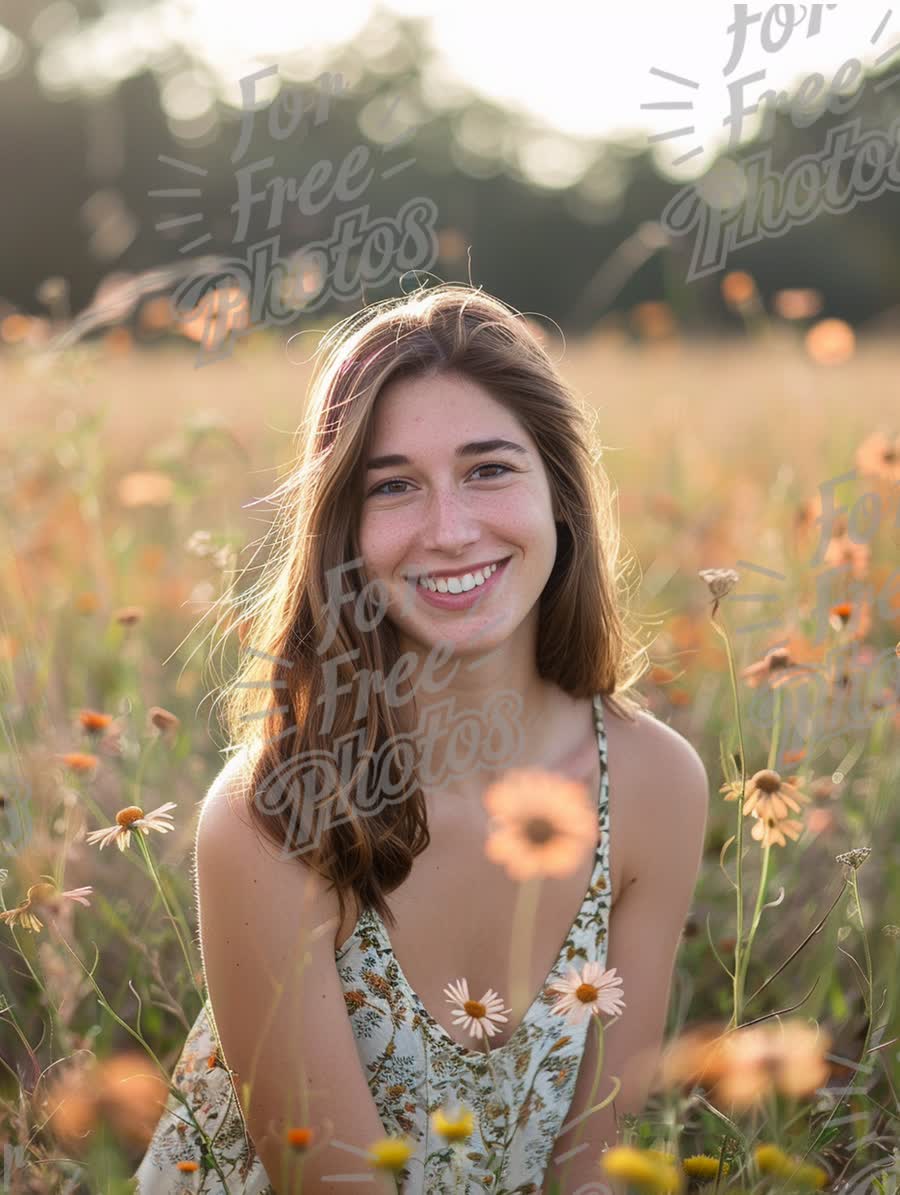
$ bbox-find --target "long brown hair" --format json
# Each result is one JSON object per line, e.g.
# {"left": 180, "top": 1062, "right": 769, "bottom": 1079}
{"left": 214, "top": 283, "right": 651, "bottom": 931}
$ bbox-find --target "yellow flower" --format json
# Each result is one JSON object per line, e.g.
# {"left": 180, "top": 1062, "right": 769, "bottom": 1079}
{"left": 683, "top": 1154, "right": 729, "bottom": 1182}
{"left": 367, "top": 1135, "right": 414, "bottom": 1172}
{"left": 791, "top": 1162, "right": 828, "bottom": 1189}
{"left": 753, "top": 1145, "right": 828, "bottom": 1189}
{"left": 754, "top": 1143, "right": 790, "bottom": 1174}
{"left": 601, "top": 1145, "right": 684, "bottom": 1192}
{"left": 431, "top": 1105, "right": 475, "bottom": 1142}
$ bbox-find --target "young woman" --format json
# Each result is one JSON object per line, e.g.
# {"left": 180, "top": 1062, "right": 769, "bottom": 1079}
{"left": 134, "top": 284, "right": 708, "bottom": 1194}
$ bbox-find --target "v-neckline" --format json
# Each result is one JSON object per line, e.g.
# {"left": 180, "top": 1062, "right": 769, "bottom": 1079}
{"left": 341, "top": 694, "right": 609, "bottom": 1062}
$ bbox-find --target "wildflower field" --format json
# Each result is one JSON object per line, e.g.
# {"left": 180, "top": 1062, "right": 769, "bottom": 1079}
{"left": 1, "top": 292, "right": 899, "bottom": 1193}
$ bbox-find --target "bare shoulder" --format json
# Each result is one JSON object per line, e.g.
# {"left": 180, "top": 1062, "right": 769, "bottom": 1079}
{"left": 194, "top": 747, "right": 339, "bottom": 938}
{"left": 602, "top": 699, "right": 709, "bottom": 885}
{"left": 192, "top": 749, "right": 392, "bottom": 1179}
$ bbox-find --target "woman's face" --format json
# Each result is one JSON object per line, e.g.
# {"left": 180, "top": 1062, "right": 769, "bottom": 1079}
{"left": 357, "top": 370, "right": 559, "bottom": 662}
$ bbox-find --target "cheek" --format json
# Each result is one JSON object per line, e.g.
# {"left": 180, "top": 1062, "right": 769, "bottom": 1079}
{"left": 357, "top": 513, "right": 416, "bottom": 568}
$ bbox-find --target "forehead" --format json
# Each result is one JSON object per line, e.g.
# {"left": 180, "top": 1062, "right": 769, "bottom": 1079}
{"left": 368, "top": 371, "right": 530, "bottom": 447}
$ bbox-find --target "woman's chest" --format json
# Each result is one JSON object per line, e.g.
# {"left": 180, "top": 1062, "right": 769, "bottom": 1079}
{"left": 333, "top": 739, "right": 622, "bottom": 1050}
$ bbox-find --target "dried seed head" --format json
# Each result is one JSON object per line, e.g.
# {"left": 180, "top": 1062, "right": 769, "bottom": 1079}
{"left": 698, "top": 568, "right": 740, "bottom": 600}
{"left": 835, "top": 847, "right": 871, "bottom": 870}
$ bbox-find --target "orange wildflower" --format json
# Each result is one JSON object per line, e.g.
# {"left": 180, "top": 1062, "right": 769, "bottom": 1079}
{"left": 855, "top": 430, "right": 900, "bottom": 483}
{"left": 482, "top": 769, "right": 597, "bottom": 881}
{"left": 78, "top": 709, "right": 113, "bottom": 733}
{"left": 823, "top": 535, "right": 870, "bottom": 580}
{"left": 286, "top": 1126, "right": 314, "bottom": 1149}
{"left": 177, "top": 285, "right": 249, "bottom": 344}
{"left": 114, "top": 606, "right": 145, "bottom": 626}
{"left": 741, "top": 646, "right": 816, "bottom": 690}
{"left": 117, "top": 471, "right": 175, "bottom": 507}
{"left": 720, "top": 768, "right": 810, "bottom": 820}
{"left": 659, "top": 1018, "right": 830, "bottom": 1110}
{"left": 649, "top": 665, "right": 678, "bottom": 685}
{"left": 716, "top": 1020, "right": 831, "bottom": 1107}
{"left": 59, "top": 752, "right": 99, "bottom": 773}
{"left": 828, "top": 600, "right": 872, "bottom": 638}
{"left": 750, "top": 813, "right": 805, "bottom": 847}
{"left": 772, "top": 288, "right": 823, "bottom": 320}
{"left": 0, "top": 881, "right": 93, "bottom": 933}
{"left": 721, "top": 271, "right": 757, "bottom": 307}
{"left": 805, "top": 318, "right": 855, "bottom": 365}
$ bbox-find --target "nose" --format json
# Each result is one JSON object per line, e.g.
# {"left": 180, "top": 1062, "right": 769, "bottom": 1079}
{"left": 420, "top": 486, "right": 480, "bottom": 554}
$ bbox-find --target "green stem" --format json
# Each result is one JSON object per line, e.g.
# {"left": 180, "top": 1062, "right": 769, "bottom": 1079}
{"left": 849, "top": 871, "right": 874, "bottom": 1064}
{"left": 734, "top": 687, "right": 783, "bottom": 1006}
{"left": 768, "top": 686, "right": 783, "bottom": 772}
{"left": 134, "top": 832, "right": 205, "bottom": 1008}
{"left": 736, "top": 844, "right": 772, "bottom": 1007}
{"left": 480, "top": 1038, "right": 511, "bottom": 1182}
{"left": 559, "top": 1014, "right": 608, "bottom": 1193}
{"left": 795, "top": 872, "right": 877, "bottom": 1171}
{"left": 708, "top": 611, "right": 747, "bottom": 1029}
{"left": 52, "top": 931, "right": 231, "bottom": 1190}
{"left": 0, "top": 895, "right": 69, "bottom": 1048}
{"left": 711, "top": 1134, "right": 731, "bottom": 1195}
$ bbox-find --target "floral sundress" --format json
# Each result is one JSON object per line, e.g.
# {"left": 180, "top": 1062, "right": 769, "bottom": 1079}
{"left": 134, "top": 694, "right": 612, "bottom": 1194}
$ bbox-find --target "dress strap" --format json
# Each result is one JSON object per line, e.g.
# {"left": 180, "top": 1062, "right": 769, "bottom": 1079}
{"left": 592, "top": 693, "right": 608, "bottom": 801}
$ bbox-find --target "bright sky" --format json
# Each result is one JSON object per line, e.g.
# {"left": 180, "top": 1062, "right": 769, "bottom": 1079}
{"left": 15, "top": 0, "right": 900, "bottom": 181}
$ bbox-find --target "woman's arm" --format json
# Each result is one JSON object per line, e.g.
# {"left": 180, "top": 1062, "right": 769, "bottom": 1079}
{"left": 542, "top": 717, "right": 709, "bottom": 1190}
{"left": 195, "top": 756, "right": 393, "bottom": 1194}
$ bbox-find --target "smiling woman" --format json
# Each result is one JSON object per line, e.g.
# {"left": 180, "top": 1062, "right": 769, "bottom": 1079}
{"left": 133, "top": 282, "right": 707, "bottom": 1194}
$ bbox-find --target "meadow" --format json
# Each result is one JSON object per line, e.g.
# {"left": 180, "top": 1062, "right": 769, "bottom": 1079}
{"left": 1, "top": 283, "right": 898, "bottom": 1193}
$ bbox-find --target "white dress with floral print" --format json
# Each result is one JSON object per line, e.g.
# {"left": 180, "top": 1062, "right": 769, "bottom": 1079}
{"left": 134, "top": 695, "right": 612, "bottom": 1194}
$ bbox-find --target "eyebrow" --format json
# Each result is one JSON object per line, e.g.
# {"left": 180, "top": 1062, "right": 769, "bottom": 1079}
{"left": 366, "top": 438, "right": 529, "bottom": 472}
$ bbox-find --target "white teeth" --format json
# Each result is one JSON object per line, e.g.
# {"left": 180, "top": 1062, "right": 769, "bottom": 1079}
{"left": 416, "top": 560, "right": 502, "bottom": 592}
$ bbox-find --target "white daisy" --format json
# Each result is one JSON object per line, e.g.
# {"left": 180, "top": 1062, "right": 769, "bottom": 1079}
{"left": 443, "top": 977, "right": 512, "bottom": 1040}
{"left": 85, "top": 802, "right": 177, "bottom": 852}
{"left": 548, "top": 961, "right": 626, "bottom": 1025}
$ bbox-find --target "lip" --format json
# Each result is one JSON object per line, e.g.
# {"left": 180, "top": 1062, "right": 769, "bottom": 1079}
{"left": 404, "top": 556, "right": 510, "bottom": 582}
{"left": 408, "top": 556, "right": 511, "bottom": 610}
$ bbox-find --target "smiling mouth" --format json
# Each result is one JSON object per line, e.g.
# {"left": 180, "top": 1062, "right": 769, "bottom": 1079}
{"left": 407, "top": 556, "right": 512, "bottom": 594}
